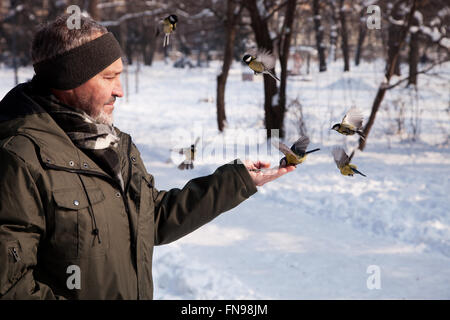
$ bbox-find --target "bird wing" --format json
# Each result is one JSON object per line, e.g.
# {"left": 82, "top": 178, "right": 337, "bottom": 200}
{"left": 272, "top": 138, "right": 298, "bottom": 159}
{"left": 348, "top": 149, "right": 355, "bottom": 162}
{"left": 256, "top": 49, "right": 276, "bottom": 70}
{"left": 332, "top": 146, "right": 350, "bottom": 168}
{"left": 290, "top": 136, "right": 310, "bottom": 156}
{"left": 341, "top": 107, "right": 363, "bottom": 129}
{"left": 170, "top": 147, "right": 189, "bottom": 155}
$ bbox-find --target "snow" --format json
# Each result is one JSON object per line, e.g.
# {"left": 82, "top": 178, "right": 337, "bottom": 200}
{"left": 421, "top": 26, "right": 443, "bottom": 42}
{"left": 1, "top": 58, "right": 449, "bottom": 300}
{"left": 439, "top": 37, "right": 450, "bottom": 49}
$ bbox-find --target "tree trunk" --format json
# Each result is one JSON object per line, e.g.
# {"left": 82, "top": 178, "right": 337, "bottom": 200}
{"left": 277, "top": 0, "right": 297, "bottom": 135}
{"left": 86, "top": 0, "right": 100, "bottom": 21}
{"left": 387, "top": 2, "right": 405, "bottom": 76}
{"left": 339, "top": 0, "right": 350, "bottom": 71}
{"left": 355, "top": 8, "right": 367, "bottom": 66}
{"left": 328, "top": 0, "right": 339, "bottom": 63}
{"left": 408, "top": 31, "right": 420, "bottom": 86}
{"left": 313, "top": 0, "right": 327, "bottom": 72}
{"left": 359, "top": 0, "right": 418, "bottom": 151}
{"left": 216, "top": 0, "right": 241, "bottom": 132}
{"left": 244, "top": 0, "right": 282, "bottom": 138}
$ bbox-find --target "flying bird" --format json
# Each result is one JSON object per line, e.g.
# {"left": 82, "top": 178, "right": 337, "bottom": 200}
{"left": 332, "top": 146, "right": 366, "bottom": 177}
{"left": 331, "top": 107, "right": 365, "bottom": 140}
{"left": 157, "top": 14, "right": 178, "bottom": 47}
{"left": 273, "top": 136, "right": 320, "bottom": 167}
{"left": 172, "top": 137, "right": 200, "bottom": 170}
{"left": 243, "top": 49, "right": 280, "bottom": 81}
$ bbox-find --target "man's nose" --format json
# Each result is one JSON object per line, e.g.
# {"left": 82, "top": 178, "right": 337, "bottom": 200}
{"left": 112, "top": 78, "right": 124, "bottom": 98}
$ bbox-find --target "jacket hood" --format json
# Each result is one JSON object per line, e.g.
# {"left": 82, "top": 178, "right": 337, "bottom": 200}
{"left": 0, "top": 81, "right": 60, "bottom": 140}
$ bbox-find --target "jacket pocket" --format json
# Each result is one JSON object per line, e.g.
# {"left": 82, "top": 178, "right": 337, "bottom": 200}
{"left": 0, "top": 240, "right": 25, "bottom": 296}
{"left": 51, "top": 187, "right": 107, "bottom": 259}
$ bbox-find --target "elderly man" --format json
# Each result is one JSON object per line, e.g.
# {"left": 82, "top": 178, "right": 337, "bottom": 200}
{"left": 0, "top": 14, "right": 294, "bottom": 299}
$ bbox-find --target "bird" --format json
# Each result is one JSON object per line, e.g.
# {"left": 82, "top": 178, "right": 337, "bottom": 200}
{"left": 331, "top": 106, "right": 365, "bottom": 140}
{"left": 242, "top": 49, "right": 280, "bottom": 81}
{"left": 157, "top": 14, "right": 178, "bottom": 47}
{"left": 273, "top": 136, "right": 320, "bottom": 167}
{"left": 331, "top": 146, "right": 366, "bottom": 177}
{"left": 173, "top": 137, "right": 200, "bottom": 170}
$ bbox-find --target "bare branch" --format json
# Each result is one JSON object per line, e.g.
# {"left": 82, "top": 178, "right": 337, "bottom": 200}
{"left": 383, "top": 58, "right": 450, "bottom": 90}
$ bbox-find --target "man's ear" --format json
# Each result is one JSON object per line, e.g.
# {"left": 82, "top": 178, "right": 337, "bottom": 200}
{"left": 50, "top": 88, "right": 74, "bottom": 105}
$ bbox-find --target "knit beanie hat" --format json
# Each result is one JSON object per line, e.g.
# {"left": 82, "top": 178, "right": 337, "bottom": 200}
{"left": 33, "top": 32, "right": 123, "bottom": 90}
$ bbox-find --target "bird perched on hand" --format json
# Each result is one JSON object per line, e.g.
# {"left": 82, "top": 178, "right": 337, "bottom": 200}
{"left": 332, "top": 146, "right": 366, "bottom": 177}
{"left": 273, "top": 136, "right": 320, "bottom": 167}
{"left": 331, "top": 106, "right": 365, "bottom": 140}
{"left": 157, "top": 14, "right": 178, "bottom": 47}
{"left": 243, "top": 49, "right": 280, "bottom": 81}
{"left": 173, "top": 137, "right": 200, "bottom": 170}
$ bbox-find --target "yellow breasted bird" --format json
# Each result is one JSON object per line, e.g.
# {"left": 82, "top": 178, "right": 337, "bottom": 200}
{"left": 331, "top": 106, "right": 365, "bottom": 140}
{"left": 159, "top": 14, "right": 178, "bottom": 47}
{"left": 243, "top": 49, "right": 280, "bottom": 81}
{"left": 331, "top": 146, "right": 366, "bottom": 177}
{"left": 274, "top": 136, "right": 320, "bottom": 167}
{"left": 173, "top": 137, "right": 200, "bottom": 170}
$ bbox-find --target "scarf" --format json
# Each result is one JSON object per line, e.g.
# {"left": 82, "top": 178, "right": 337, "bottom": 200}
{"left": 31, "top": 89, "right": 125, "bottom": 191}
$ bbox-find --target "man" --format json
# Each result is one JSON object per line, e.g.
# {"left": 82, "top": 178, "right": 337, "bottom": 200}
{"left": 0, "top": 14, "right": 294, "bottom": 299}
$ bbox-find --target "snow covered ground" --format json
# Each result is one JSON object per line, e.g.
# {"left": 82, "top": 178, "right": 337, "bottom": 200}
{"left": 1, "top": 58, "right": 449, "bottom": 299}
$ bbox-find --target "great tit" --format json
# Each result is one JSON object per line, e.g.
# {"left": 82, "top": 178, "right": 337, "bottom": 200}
{"left": 174, "top": 137, "right": 199, "bottom": 170}
{"left": 243, "top": 49, "right": 280, "bottom": 82}
{"left": 331, "top": 146, "right": 366, "bottom": 177}
{"left": 159, "top": 14, "right": 178, "bottom": 47}
{"left": 331, "top": 107, "right": 365, "bottom": 140}
{"left": 274, "top": 136, "right": 320, "bottom": 167}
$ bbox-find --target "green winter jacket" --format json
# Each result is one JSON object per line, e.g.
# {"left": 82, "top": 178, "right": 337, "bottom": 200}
{"left": 0, "top": 83, "right": 257, "bottom": 299}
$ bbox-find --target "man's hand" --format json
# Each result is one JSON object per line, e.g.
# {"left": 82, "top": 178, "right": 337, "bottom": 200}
{"left": 242, "top": 160, "right": 296, "bottom": 187}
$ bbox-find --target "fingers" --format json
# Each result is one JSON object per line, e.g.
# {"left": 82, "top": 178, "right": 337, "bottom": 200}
{"left": 255, "top": 161, "right": 271, "bottom": 169}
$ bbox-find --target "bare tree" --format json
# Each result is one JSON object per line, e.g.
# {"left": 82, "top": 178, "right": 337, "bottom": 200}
{"left": 216, "top": 0, "right": 242, "bottom": 132}
{"left": 328, "top": 0, "right": 339, "bottom": 62}
{"left": 244, "top": 0, "right": 298, "bottom": 138}
{"left": 359, "top": 0, "right": 418, "bottom": 150}
{"left": 407, "top": 14, "right": 420, "bottom": 86}
{"left": 354, "top": 4, "right": 367, "bottom": 66}
{"left": 387, "top": 0, "right": 407, "bottom": 76}
{"left": 277, "top": 0, "right": 298, "bottom": 130}
{"left": 85, "top": 0, "right": 100, "bottom": 20}
{"left": 339, "top": 0, "right": 350, "bottom": 71}
{"left": 312, "top": 0, "right": 327, "bottom": 72}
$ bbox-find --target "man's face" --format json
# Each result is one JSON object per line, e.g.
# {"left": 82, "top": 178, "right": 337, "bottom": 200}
{"left": 72, "top": 58, "right": 124, "bottom": 126}
{"left": 54, "top": 57, "right": 124, "bottom": 126}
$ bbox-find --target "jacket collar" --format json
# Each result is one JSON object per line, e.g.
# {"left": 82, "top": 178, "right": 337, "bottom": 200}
{"left": 0, "top": 82, "right": 122, "bottom": 176}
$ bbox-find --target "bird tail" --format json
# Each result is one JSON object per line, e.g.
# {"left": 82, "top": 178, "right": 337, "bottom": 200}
{"left": 352, "top": 167, "right": 366, "bottom": 177}
{"left": 265, "top": 70, "right": 280, "bottom": 82}
{"left": 178, "top": 161, "right": 194, "bottom": 170}
{"left": 305, "top": 148, "right": 320, "bottom": 154}
{"left": 163, "top": 34, "right": 170, "bottom": 47}
{"left": 357, "top": 130, "right": 366, "bottom": 141}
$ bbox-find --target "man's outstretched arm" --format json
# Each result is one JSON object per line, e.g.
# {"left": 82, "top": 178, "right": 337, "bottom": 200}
{"left": 151, "top": 159, "right": 295, "bottom": 245}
